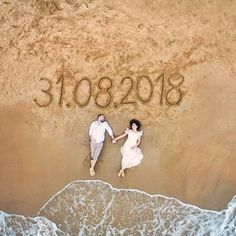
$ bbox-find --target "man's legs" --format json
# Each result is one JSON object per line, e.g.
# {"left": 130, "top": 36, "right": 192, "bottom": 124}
{"left": 90, "top": 141, "right": 103, "bottom": 176}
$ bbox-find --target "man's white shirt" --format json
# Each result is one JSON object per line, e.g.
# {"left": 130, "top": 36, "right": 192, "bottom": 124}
{"left": 89, "top": 121, "right": 113, "bottom": 143}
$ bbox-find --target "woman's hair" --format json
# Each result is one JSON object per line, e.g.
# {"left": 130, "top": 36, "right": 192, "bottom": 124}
{"left": 129, "top": 119, "right": 141, "bottom": 131}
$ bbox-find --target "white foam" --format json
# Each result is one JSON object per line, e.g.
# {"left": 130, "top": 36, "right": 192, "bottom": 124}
{"left": 0, "top": 211, "right": 68, "bottom": 236}
{"left": 37, "top": 180, "right": 236, "bottom": 235}
{"left": 0, "top": 180, "right": 235, "bottom": 235}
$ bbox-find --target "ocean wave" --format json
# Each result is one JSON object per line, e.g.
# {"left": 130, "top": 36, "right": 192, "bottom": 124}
{"left": 0, "top": 180, "right": 235, "bottom": 235}
{"left": 37, "top": 180, "right": 236, "bottom": 236}
{"left": 0, "top": 211, "right": 68, "bottom": 236}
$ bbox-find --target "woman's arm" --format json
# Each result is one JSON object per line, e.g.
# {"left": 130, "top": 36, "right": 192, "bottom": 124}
{"left": 135, "top": 131, "right": 143, "bottom": 147}
{"left": 136, "top": 137, "right": 141, "bottom": 147}
{"left": 131, "top": 137, "right": 142, "bottom": 149}
{"left": 114, "top": 132, "right": 127, "bottom": 141}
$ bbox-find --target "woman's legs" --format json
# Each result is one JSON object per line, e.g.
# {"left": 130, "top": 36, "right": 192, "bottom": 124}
{"left": 119, "top": 147, "right": 129, "bottom": 177}
{"left": 118, "top": 168, "right": 125, "bottom": 177}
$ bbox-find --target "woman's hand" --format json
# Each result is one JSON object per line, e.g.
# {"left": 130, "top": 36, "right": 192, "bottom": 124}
{"left": 112, "top": 139, "right": 117, "bottom": 144}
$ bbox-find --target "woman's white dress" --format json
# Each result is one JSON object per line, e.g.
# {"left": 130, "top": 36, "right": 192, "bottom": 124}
{"left": 121, "top": 128, "right": 144, "bottom": 169}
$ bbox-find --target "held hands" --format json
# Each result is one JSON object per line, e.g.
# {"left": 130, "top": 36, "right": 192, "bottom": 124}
{"left": 112, "top": 138, "right": 117, "bottom": 144}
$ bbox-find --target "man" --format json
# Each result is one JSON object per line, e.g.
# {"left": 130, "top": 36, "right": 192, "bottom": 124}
{"left": 88, "top": 114, "right": 115, "bottom": 176}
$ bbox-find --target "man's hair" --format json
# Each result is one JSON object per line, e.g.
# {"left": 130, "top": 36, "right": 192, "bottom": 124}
{"left": 129, "top": 119, "right": 141, "bottom": 131}
{"left": 97, "top": 114, "right": 104, "bottom": 119}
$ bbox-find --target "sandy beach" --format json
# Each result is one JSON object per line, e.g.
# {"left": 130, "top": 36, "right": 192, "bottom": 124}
{"left": 0, "top": 0, "right": 235, "bottom": 220}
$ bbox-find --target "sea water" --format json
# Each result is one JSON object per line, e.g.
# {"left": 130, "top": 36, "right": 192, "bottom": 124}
{"left": 0, "top": 180, "right": 235, "bottom": 235}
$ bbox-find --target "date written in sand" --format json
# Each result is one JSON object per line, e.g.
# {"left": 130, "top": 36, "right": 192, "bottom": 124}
{"left": 34, "top": 73, "right": 185, "bottom": 108}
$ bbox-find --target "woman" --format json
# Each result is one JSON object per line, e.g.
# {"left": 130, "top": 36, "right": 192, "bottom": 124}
{"left": 113, "top": 119, "right": 144, "bottom": 177}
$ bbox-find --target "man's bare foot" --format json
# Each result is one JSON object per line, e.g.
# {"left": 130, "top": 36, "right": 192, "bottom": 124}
{"left": 90, "top": 168, "right": 95, "bottom": 176}
{"left": 118, "top": 170, "right": 122, "bottom": 177}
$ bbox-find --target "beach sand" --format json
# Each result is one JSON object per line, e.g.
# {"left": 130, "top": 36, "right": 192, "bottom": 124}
{"left": 0, "top": 0, "right": 235, "bottom": 217}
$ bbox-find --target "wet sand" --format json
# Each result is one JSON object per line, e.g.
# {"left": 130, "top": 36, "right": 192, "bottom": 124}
{"left": 0, "top": 105, "right": 236, "bottom": 216}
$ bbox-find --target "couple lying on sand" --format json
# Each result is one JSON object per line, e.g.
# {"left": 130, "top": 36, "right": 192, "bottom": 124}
{"left": 89, "top": 114, "right": 144, "bottom": 177}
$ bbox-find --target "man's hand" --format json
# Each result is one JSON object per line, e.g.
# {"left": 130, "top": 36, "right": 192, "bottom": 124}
{"left": 112, "top": 139, "right": 117, "bottom": 144}
{"left": 91, "top": 137, "right": 97, "bottom": 143}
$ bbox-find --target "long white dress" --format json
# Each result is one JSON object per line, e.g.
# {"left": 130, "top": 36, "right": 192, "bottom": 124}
{"left": 121, "top": 128, "right": 144, "bottom": 169}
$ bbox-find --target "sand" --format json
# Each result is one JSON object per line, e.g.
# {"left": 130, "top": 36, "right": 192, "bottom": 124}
{"left": 0, "top": 0, "right": 235, "bottom": 216}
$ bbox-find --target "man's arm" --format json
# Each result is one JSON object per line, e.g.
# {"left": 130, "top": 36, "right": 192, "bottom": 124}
{"left": 89, "top": 122, "right": 96, "bottom": 142}
{"left": 105, "top": 122, "right": 115, "bottom": 140}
